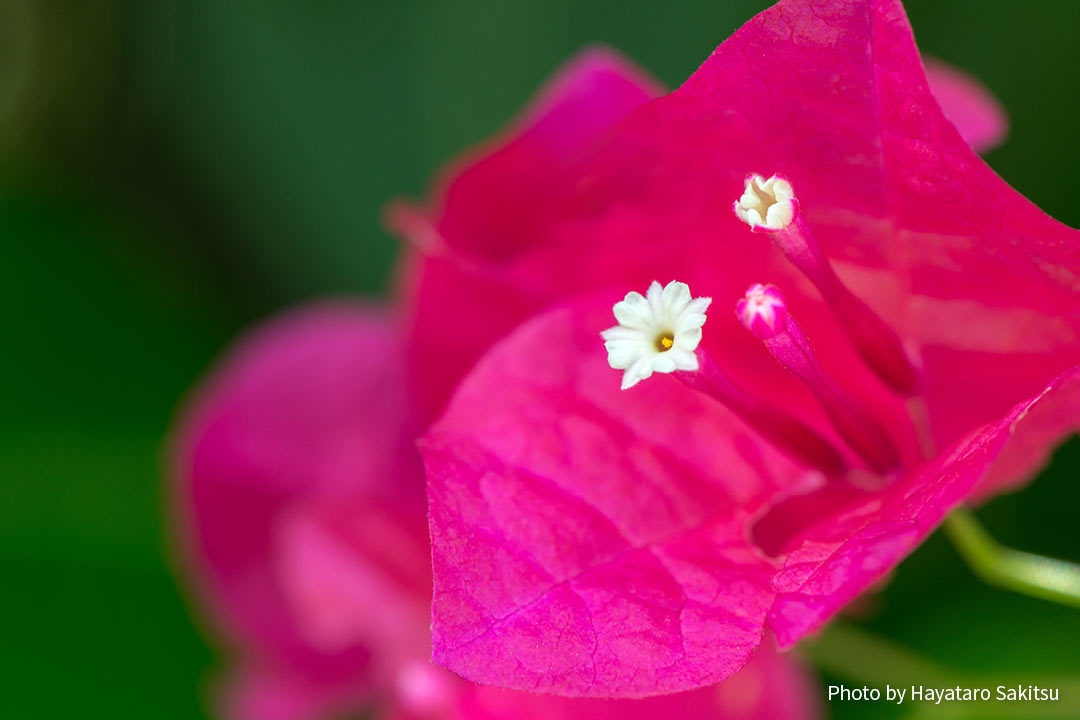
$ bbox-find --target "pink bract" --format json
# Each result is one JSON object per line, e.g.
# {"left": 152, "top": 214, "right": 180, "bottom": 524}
{"left": 171, "top": 300, "right": 820, "bottom": 719}
{"left": 172, "top": 304, "right": 413, "bottom": 719}
{"left": 420, "top": 0, "right": 1080, "bottom": 698}
{"left": 173, "top": 0, "right": 1042, "bottom": 712}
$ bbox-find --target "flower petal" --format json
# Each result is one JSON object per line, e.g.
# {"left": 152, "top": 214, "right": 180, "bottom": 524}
{"left": 623, "top": 356, "right": 654, "bottom": 389}
{"left": 651, "top": 352, "right": 678, "bottom": 374}
{"left": 611, "top": 291, "right": 651, "bottom": 329}
{"left": 645, "top": 280, "right": 666, "bottom": 323}
{"left": 674, "top": 326, "right": 702, "bottom": 351}
{"left": 670, "top": 348, "right": 700, "bottom": 372}
{"left": 662, "top": 280, "right": 693, "bottom": 318}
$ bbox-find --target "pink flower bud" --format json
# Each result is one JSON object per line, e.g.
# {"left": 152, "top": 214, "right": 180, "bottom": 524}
{"left": 736, "top": 283, "right": 789, "bottom": 339}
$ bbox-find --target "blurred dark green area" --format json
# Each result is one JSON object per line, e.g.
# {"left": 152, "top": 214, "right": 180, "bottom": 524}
{"left": 1, "top": 0, "right": 1077, "bottom": 718}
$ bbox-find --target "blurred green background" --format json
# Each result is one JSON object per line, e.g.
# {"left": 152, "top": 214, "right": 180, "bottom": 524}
{"left": 1, "top": 1, "right": 1077, "bottom": 718}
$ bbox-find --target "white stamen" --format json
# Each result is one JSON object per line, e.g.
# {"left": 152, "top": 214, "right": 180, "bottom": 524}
{"left": 733, "top": 173, "right": 795, "bottom": 230}
{"left": 601, "top": 280, "right": 711, "bottom": 390}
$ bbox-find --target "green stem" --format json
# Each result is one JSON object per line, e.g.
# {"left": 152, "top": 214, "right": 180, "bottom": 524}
{"left": 943, "top": 507, "right": 1080, "bottom": 609}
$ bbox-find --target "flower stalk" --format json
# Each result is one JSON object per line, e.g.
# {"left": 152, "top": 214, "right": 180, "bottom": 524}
{"left": 737, "top": 284, "right": 900, "bottom": 473}
{"left": 735, "top": 174, "right": 919, "bottom": 395}
{"left": 677, "top": 348, "right": 848, "bottom": 475}
{"left": 943, "top": 507, "right": 1080, "bottom": 609}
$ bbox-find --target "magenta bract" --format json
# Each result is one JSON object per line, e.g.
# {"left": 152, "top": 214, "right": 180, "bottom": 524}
{"left": 420, "top": 0, "right": 1080, "bottom": 698}
{"left": 172, "top": 0, "right": 1061, "bottom": 712}
{"left": 172, "top": 301, "right": 820, "bottom": 718}
{"left": 173, "top": 305, "right": 411, "bottom": 719}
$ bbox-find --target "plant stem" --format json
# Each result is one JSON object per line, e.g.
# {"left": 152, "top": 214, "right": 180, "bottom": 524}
{"left": 943, "top": 507, "right": 1080, "bottom": 609}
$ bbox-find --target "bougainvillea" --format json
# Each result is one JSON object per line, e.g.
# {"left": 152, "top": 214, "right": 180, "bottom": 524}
{"left": 173, "top": 45, "right": 828, "bottom": 720}
{"left": 172, "top": 304, "right": 820, "bottom": 719}
{"left": 418, "top": 0, "right": 1080, "bottom": 699}
{"left": 170, "top": 0, "right": 1065, "bottom": 716}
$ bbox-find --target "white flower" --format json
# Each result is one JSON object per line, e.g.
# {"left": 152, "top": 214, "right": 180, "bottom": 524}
{"left": 600, "top": 280, "right": 711, "bottom": 390}
{"left": 733, "top": 173, "right": 796, "bottom": 230}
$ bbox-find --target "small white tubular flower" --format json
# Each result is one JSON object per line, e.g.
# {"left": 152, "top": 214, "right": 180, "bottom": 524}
{"left": 600, "top": 280, "right": 711, "bottom": 390}
{"left": 733, "top": 173, "right": 796, "bottom": 230}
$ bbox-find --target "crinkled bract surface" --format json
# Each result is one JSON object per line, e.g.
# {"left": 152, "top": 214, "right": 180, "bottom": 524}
{"left": 424, "top": 301, "right": 796, "bottom": 696}
{"left": 424, "top": 300, "right": 1079, "bottom": 695}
